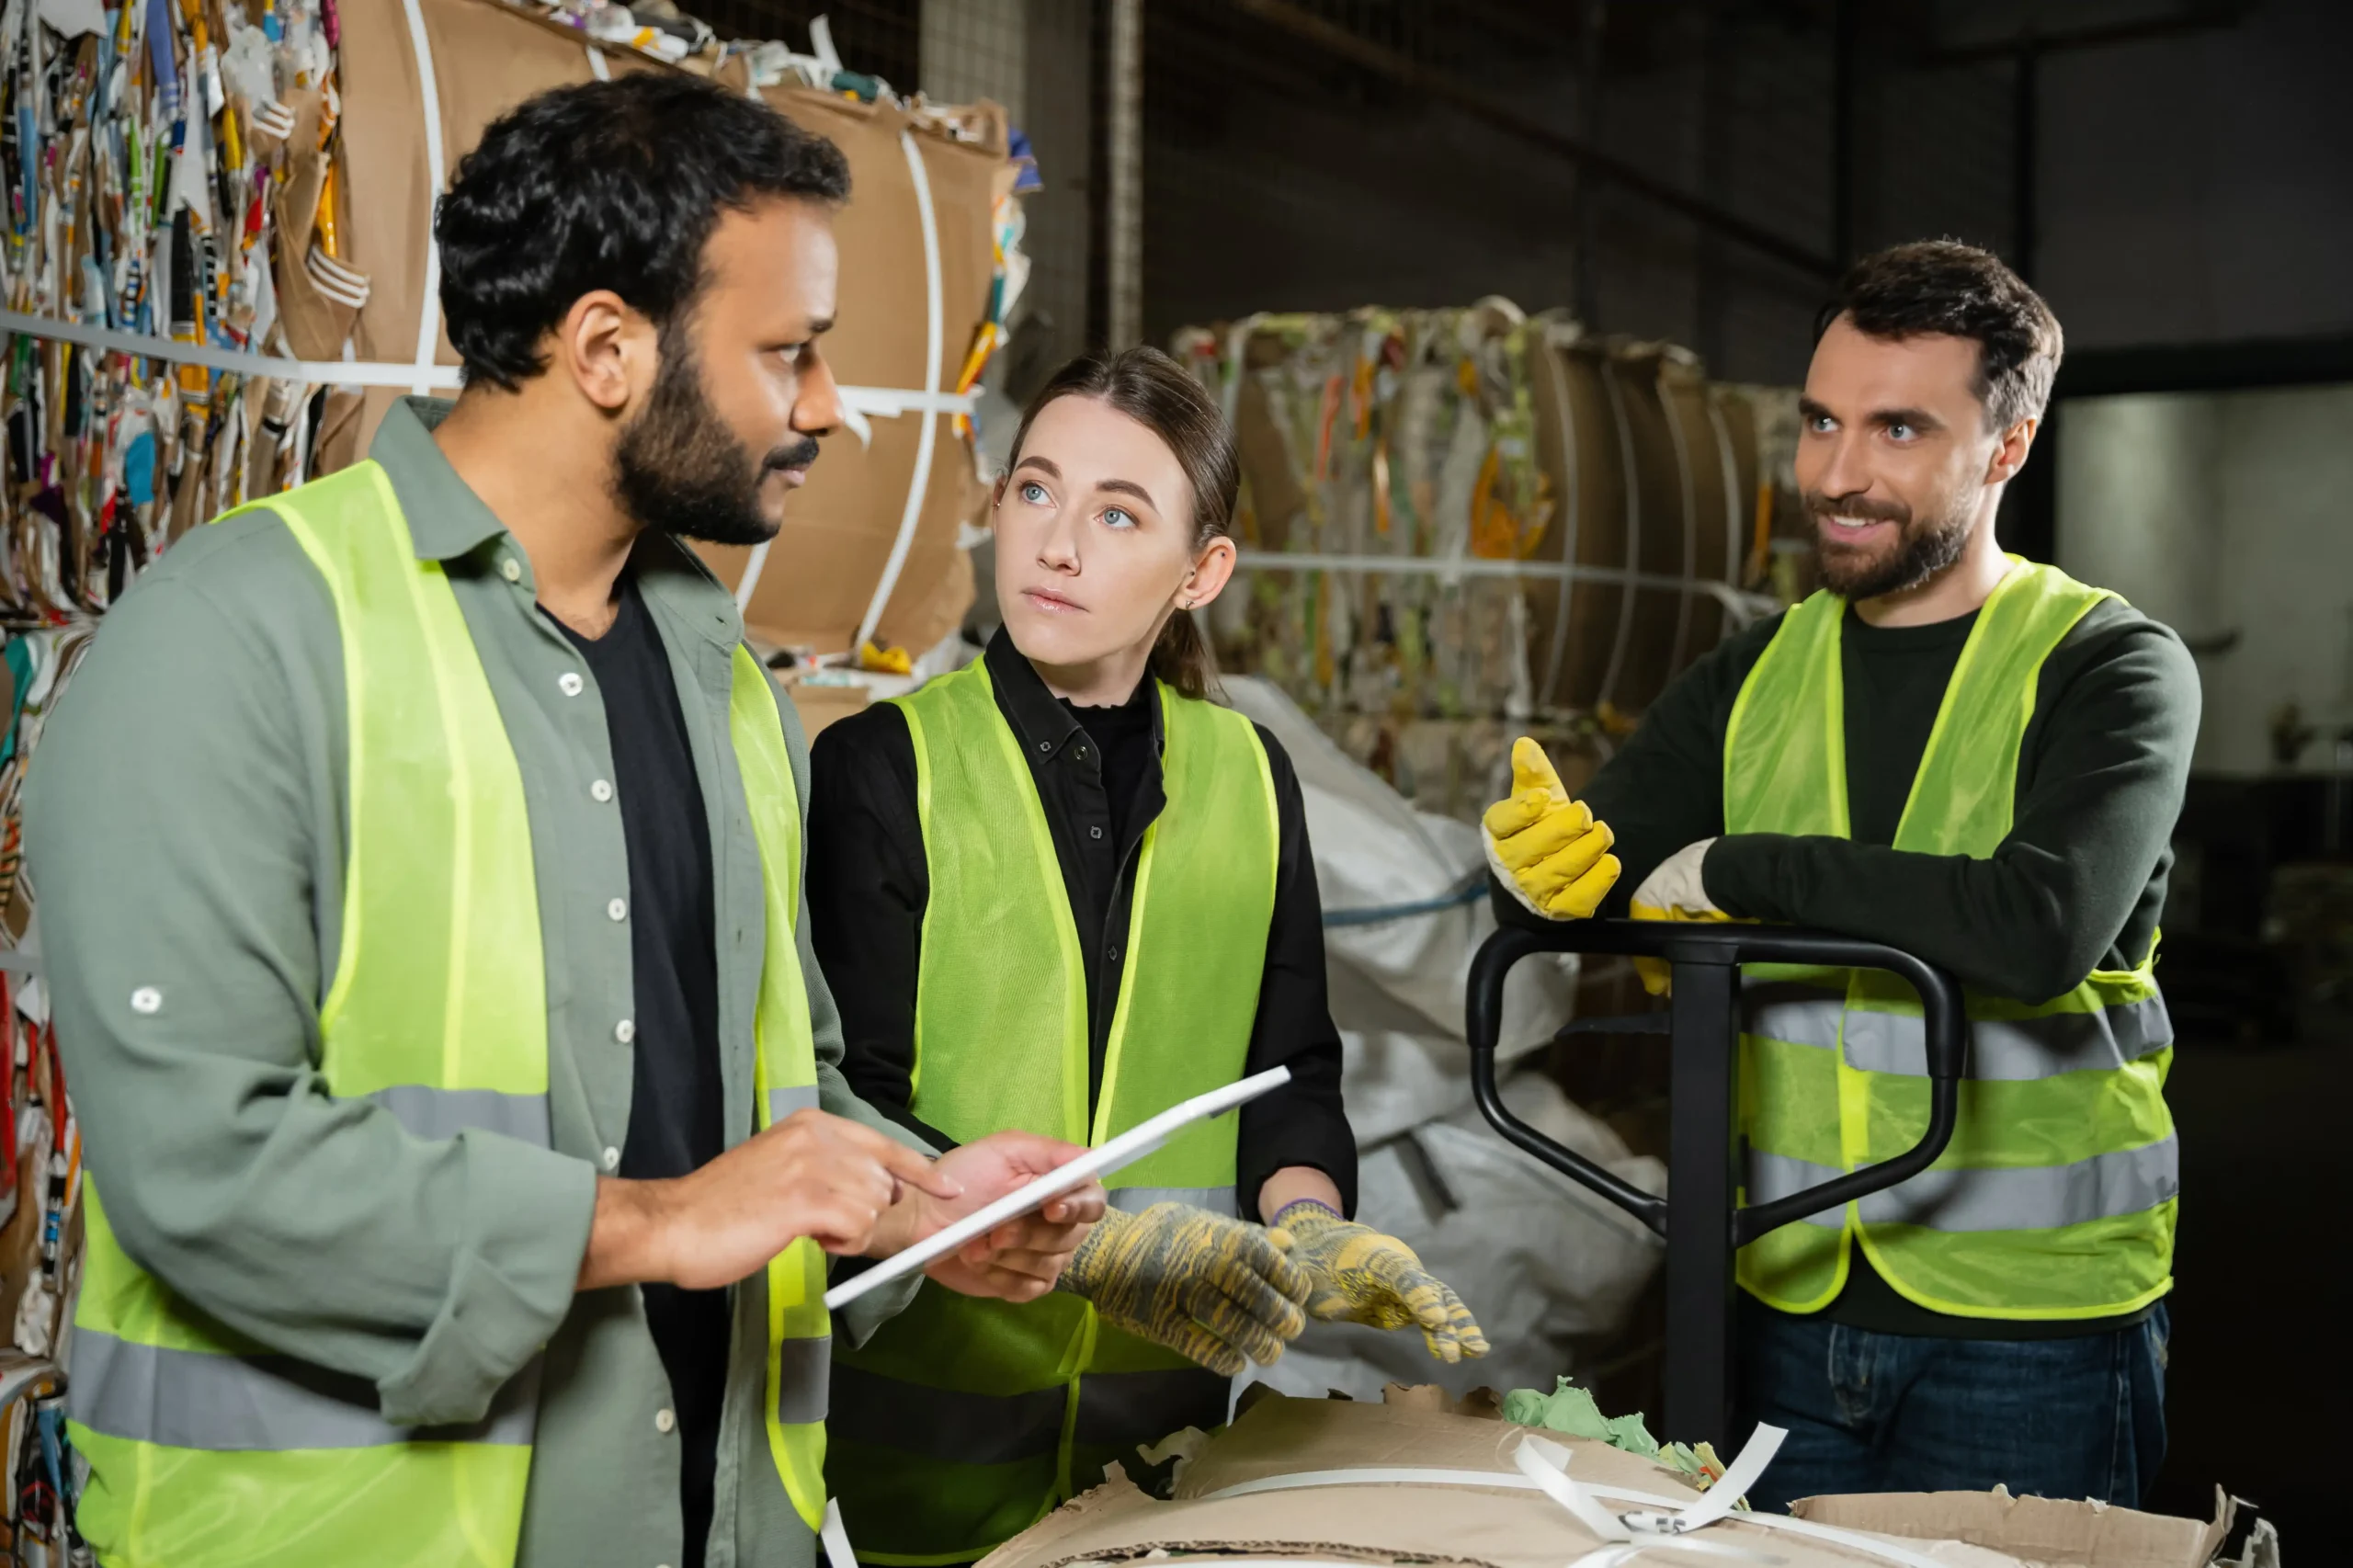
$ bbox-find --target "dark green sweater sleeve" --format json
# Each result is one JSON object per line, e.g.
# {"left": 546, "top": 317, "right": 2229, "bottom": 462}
{"left": 1704, "top": 608, "right": 2200, "bottom": 1002}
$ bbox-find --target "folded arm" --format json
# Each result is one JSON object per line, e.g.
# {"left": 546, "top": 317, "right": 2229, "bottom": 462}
{"left": 1702, "top": 623, "right": 2200, "bottom": 999}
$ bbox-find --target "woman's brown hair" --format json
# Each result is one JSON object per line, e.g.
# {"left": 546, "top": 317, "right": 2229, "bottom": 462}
{"left": 1003, "top": 347, "right": 1239, "bottom": 700}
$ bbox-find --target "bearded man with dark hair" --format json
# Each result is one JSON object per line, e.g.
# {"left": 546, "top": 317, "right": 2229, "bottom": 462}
{"left": 1483, "top": 240, "right": 2199, "bottom": 1510}
{"left": 28, "top": 74, "right": 1105, "bottom": 1568}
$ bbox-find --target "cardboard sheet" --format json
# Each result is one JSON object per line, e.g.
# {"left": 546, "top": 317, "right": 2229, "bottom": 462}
{"left": 335, "top": 0, "right": 996, "bottom": 656}
{"left": 976, "top": 1390, "right": 2235, "bottom": 1568}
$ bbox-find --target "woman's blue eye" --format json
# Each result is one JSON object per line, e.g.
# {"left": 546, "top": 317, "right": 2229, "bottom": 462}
{"left": 1019, "top": 482, "right": 1049, "bottom": 504}
{"left": 1102, "top": 506, "right": 1136, "bottom": 530}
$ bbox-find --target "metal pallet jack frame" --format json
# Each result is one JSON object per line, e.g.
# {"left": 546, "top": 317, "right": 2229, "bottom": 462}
{"left": 1466, "top": 919, "right": 1966, "bottom": 1447}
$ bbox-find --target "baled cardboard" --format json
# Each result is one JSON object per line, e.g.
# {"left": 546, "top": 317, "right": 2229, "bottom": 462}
{"left": 779, "top": 674, "right": 872, "bottom": 742}
{"left": 691, "top": 85, "right": 997, "bottom": 657}
{"left": 333, "top": 0, "right": 994, "bottom": 655}
{"left": 1792, "top": 1489, "right": 2235, "bottom": 1568}
{"left": 975, "top": 1390, "right": 2031, "bottom": 1568}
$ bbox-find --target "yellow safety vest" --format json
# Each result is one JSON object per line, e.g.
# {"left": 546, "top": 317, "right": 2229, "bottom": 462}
{"left": 65, "top": 462, "right": 831, "bottom": 1566}
{"left": 827, "top": 660, "right": 1279, "bottom": 1565}
{"left": 1731, "top": 560, "right": 2177, "bottom": 1321}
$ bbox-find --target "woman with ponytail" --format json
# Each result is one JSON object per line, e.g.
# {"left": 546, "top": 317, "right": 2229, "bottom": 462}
{"left": 806, "top": 347, "right": 1485, "bottom": 1564}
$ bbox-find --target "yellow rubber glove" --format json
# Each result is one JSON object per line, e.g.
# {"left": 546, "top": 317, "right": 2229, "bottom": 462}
{"left": 1056, "top": 1203, "right": 1312, "bottom": 1376}
{"left": 1269, "top": 1201, "right": 1490, "bottom": 1364}
{"left": 1630, "top": 837, "right": 1730, "bottom": 995}
{"left": 1482, "top": 737, "right": 1621, "bottom": 920}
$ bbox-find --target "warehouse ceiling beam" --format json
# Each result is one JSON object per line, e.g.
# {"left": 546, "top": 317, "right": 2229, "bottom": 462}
{"left": 1922, "top": 2, "right": 2251, "bottom": 68}
{"left": 1225, "top": 0, "right": 1840, "bottom": 280}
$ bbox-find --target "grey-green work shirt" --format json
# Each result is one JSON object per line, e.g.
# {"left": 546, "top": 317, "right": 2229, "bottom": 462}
{"left": 26, "top": 399, "right": 921, "bottom": 1568}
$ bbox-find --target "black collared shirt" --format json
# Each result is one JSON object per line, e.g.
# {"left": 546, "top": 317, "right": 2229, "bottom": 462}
{"left": 806, "top": 631, "right": 1357, "bottom": 1217}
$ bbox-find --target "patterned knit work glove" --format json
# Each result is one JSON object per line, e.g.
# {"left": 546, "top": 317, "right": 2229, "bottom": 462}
{"left": 1056, "top": 1202, "right": 1312, "bottom": 1376}
{"left": 1269, "top": 1201, "right": 1491, "bottom": 1364}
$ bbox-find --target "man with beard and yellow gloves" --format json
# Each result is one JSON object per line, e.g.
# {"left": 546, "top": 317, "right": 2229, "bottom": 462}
{"left": 1482, "top": 243, "right": 2196, "bottom": 1514}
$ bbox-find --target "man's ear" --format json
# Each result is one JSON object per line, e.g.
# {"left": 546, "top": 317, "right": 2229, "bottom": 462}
{"left": 552, "top": 290, "right": 656, "bottom": 415}
{"left": 1986, "top": 415, "right": 2040, "bottom": 485}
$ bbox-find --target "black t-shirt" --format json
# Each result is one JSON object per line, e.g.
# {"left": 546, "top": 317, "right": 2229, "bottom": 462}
{"left": 555, "top": 576, "right": 727, "bottom": 1566}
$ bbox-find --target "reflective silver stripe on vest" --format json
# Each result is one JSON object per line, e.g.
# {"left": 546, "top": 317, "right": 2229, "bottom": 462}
{"left": 1745, "top": 988, "right": 2174, "bottom": 1081}
{"left": 1745, "top": 1137, "right": 2180, "bottom": 1233}
{"left": 1109, "top": 1186, "right": 1238, "bottom": 1217}
{"left": 775, "top": 1334, "right": 831, "bottom": 1426}
{"left": 68, "top": 1330, "right": 540, "bottom": 1451}
{"left": 828, "top": 1362, "right": 1064, "bottom": 1466}
{"left": 767, "top": 1085, "right": 821, "bottom": 1125}
{"left": 1072, "top": 1365, "right": 1230, "bottom": 1449}
{"left": 365, "top": 1085, "right": 552, "bottom": 1145}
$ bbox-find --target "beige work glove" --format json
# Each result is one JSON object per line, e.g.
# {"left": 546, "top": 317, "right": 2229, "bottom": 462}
{"left": 1630, "top": 837, "right": 1731, "bottom": 995}
{"left": 1270, "top": 1201, "right": 1490, "bottom": 1365}
{"left": 1483, "top": 738, "right": 1621, "bottom": 920}
{"left": 1057, "top": 1203, "right": 1311, "bottom": 1376}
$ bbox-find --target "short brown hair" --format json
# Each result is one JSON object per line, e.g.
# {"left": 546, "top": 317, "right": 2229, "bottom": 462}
{"left": 1006, "top": 348, "right": 1239, "bottom": 700}
{"left": 1817, "top": 240, "right": 2063, "bottom": 431}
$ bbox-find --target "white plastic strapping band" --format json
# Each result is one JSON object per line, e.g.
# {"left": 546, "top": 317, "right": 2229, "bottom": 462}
{"left": 0, "top": 309, "right": 464, "bottom": 390}
{"left": 1235, "top": 549, "right": 1779, "bottom": 625}
{"left": 586, "top": 45, "right": 611, "bottom": 81}
{"left": 846, "top": 130, "right": 944, "bottom": 650}
{"left": 1, "top": 313, "right": 975, "bottom": 424}
{"left": 1204, "top": 1427, "right": 1959, "bottom": 1568}
{"left": 399, "top": 0, "right": 450, "bottom": 397}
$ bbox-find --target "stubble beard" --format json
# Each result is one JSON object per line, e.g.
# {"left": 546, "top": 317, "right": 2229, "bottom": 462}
{"left": 613, "top": 330, "right": 820, "bottom": 548}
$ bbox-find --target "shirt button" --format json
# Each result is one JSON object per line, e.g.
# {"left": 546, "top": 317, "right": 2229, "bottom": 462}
{"left": 559, "top": 672, "right": 585, "bottom": 697}
{"left": 608, "top": 897, "right": 628, "bottom": 922}
{"left": 602, "top": 1146, "right": 620, "bottom": 1171}
{"left": 500, "top": 557, "right": 523, "bottom": 584}
{"left": 1089, "top": 825, "right": 1103, "bottom": 840}
{"left": 654, "top": 1407, "right": 676, "bottom": 1434}
{"left": 591, "top": 778, "right": 614, "bottom": 803}
{"left": 1074, "top": 744, "right": 1090, "bottom": 762}
{"left": 1108, "top": 945, "right": 1121, "bottom": 962}
{"left": 1038, "top": 740, "right": 1051, "bottom": 753}
{"left": 130, "top": 986, "right": 163, "bottom": 1015}
{"left": 616, "top": 1018, "right": 636, "bottom": 1044}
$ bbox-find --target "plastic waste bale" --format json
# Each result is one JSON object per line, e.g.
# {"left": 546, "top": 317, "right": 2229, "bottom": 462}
{"left": 1222, "top": 676, "right": 1575, "bottom": 1145}
{"left": 1219, "top": 676, "right": 1662, "bottom": 1396}
{"left": 1258, "top": 1071, "right": 1664, "bottom": 1402}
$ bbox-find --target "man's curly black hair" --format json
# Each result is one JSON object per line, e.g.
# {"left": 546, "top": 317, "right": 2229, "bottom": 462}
{"left": 434, "top": 73, "right": 850, "bottom": 391}
{"left": 1815, "top": 239, "right": 2063, "bottom": 432}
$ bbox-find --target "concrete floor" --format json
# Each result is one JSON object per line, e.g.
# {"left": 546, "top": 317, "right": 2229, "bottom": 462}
{"left": 2141, "top": 1031, "right": 2348, "bottom": 1548}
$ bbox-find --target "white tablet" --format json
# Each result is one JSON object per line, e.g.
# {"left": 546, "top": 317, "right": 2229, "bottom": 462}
{"left": 823, "top": 1065, "right": 1293, "bottom": 1310}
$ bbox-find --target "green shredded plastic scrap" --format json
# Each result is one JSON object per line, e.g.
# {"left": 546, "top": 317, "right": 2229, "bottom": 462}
{"left": 1501, "top": 1378, "right": 1661, "bottom": 1459}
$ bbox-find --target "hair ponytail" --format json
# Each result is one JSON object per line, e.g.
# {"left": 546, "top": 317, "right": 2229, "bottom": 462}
{"left": 1006, "top": 347, "right": 1241, "bottom": 703}
{"left": 1150, "top": 606, "right": 1220, "bottom": 701}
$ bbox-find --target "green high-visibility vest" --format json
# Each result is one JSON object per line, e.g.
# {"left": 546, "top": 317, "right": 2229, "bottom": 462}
{"left": 1730, "top": 559, "right": 2177, "bottom": 1321}
{"left": 826, "top": 659, "right": 1279, "bottom": 1566}
{"left": 65, "top": 461, "right": 832, "bottom": 1567}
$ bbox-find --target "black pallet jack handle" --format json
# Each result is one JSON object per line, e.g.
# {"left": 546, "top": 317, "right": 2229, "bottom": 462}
{"left": 1465, "top": 919, "right": 1967, "bottom": 1448}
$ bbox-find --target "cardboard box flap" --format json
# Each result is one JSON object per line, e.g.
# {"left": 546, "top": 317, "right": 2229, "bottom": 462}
{"left": 1791, "top": 1488, "right": 2234, "bottom": 1568}
{"left": 1176, "top": 1391, "right": 1709, "bottom": 1505}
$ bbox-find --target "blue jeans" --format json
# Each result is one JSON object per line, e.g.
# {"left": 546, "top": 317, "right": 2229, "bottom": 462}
{"left": 1734, "top": 1300, "right": 2169, "bottom": 1514}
